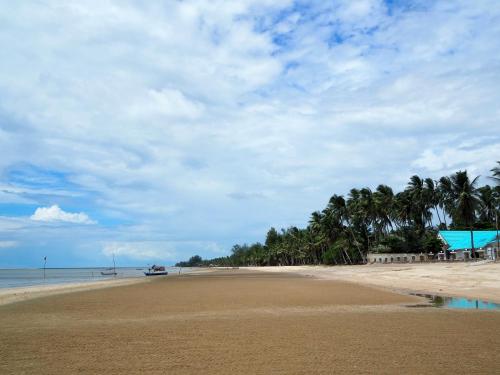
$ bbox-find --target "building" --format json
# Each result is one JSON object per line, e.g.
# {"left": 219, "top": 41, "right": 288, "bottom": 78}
{"left": 438, "top": 230, "right": 499, "bottom": 260}
{"left": 366, "top": 253, "right": 431, "bottom": 264}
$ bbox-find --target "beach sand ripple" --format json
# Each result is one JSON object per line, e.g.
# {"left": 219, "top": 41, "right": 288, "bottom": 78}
{"left": 0, "top": 270, "right": 498, "bottom": 374}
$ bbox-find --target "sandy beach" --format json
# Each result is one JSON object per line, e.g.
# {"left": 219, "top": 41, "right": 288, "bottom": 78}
{"left": 1, "top": 268, "right": 499, "bottom": 374}
{"left": 253, "top": 262, "right": 500, "bottom": 303}
{"left": 0, "top": 276, "right": 151, "bottom": 306}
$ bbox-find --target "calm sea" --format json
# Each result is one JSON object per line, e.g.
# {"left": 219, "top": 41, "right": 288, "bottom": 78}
{"left": 0, "top": 267, "right": 183, "bottom": 289}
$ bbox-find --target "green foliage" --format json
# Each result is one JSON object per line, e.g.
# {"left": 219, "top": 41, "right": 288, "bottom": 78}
{"left": 322, "top": 247, "right": 337, "bottom": 265}
{"left": 377, "top": 234, "right": 406, "bottom": 253}
{"left": 422, "top": 232, "right": 444, "bottom": 254}
{"left": 491, "top": 161, "right": 500, "bottom": 185}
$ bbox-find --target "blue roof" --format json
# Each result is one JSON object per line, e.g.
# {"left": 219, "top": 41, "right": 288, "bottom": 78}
{"left": 439, "top": 231, "right": 499, "bottom": 250}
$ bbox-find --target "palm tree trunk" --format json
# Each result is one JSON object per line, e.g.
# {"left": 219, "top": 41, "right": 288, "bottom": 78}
{"left": 434, "top": 207, "right": 443, "bottom": 227}
{"left": 347, "top": 226, "right": 365, "bottom": 263}
{"left": 340, "top": 249, "right": 347, "bottom": 265}
{"left": 343, "top": 249, "right": 352, "bottom": 265}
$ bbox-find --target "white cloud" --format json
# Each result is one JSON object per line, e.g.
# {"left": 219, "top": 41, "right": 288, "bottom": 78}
{"left": 102, "top": 242, "right": 170, "bottom": 260}
{"left": 0, "top": 241, "right": 18, "bottom": 249}
{"left": 101, "top": 240, "right": 224, "bottom": 261}
{"left": 412, "top": 138, "right": 500, "bottom": 180}
{"left": 31, "top": 205, "right": 96, "bottom": 225}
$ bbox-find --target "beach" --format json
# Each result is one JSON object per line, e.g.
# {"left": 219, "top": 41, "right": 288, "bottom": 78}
{"left": 254, "top": 262, "right": 500, "bottom": 303}
{"left": 0, "top": 276, "right": 151, "bottom": 306}
{"left": 0, "top": 268, "right": 499, "bottom": 374}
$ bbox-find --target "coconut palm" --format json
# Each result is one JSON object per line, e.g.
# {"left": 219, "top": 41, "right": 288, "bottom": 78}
{"left": 321, "top": 198, "right": 351, "bottom": 264}
{"left": 438, "top": 176, "right": 456, "bottom": 228}
{"left": 449, "top": 170, "right": 480, "bottom": 257}
{"left": 491, "top": 161, "right": 500, "bottom": 185}
{"left": 477, "top": 185, "right": 496, "bottom": 223}
{"left": 326, "top": 194, "right": 365, "bottom": 263}
{"left": 393, "top": 190, "right": 412, "bottom": 228}
{"left": 423, "top": 178, "right": 444, "bottom": 227}
{"left": 308, "top": 211, "right": 326, "bottom": 264}
{"left": 373, "top": 184, "right": 394, "bottom": 236}
{"left": 405, "top": 175, "right": 433, "bottom": 232}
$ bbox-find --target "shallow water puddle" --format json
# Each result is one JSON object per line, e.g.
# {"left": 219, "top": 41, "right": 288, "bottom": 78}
{"left": 410, "top": 293, "right": 500, "bottom": 310}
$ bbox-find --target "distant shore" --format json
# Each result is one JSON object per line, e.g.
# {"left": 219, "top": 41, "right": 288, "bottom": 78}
{"left": 252, "top": 261, "right": 500, "bottom": 303}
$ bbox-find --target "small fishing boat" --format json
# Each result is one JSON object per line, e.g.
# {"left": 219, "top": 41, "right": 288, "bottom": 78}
{"left": 101, "top": 254, "right": 117, "bottom": 276}
{"left": 101, "top": 269, "right": 117, "bottom": 276}
{"left": 144, "top": 265, "right": 168, "bottom": 276}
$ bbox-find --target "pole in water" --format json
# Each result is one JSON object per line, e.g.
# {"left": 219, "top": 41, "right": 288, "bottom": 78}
{"left": 43, "top": 256, "right": 47, "bottom": 279}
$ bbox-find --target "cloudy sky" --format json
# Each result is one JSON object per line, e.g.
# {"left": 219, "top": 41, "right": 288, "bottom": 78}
{"left": 0, "top": 0, "right": 499, "bottom": 267}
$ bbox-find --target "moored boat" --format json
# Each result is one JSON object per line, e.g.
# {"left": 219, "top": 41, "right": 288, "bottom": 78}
{"left": 144, "top": 271, "right": 169, "bottom": 276}
{"left": 101, "top": 254, "right": 117, "bottom": 276}
{"left": 144, "top": 265, "right": 168, "bottom": 276}
{"left": 101, "top": 269, "right": 117, "bottom": 276}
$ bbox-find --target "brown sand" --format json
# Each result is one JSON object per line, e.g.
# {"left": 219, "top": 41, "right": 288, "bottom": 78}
{"left": 0, "top": 277, "right": 151, "bottom": 306}
{"left": 0, "top": 269, "right": 499, "bottom": 374}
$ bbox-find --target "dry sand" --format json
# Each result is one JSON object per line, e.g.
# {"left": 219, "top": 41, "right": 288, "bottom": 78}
{"left": 1, "top": 269, "right": 499, "bottom": 374}
{"left": 253, "top": 262, "right": 500, "bottom": 303}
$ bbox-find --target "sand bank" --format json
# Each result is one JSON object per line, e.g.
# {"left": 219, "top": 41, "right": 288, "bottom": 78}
{"left": 0, "top": 269, "right": 499, "bottom": 374}
{"left": 253, "top": 262, "right": 500, "bottom": 302}
{"left": 0, "top": 277, "right": 150, "bottom": 306}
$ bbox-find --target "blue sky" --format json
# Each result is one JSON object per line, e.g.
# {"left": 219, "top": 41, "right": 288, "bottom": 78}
{"left": 0, "top": 0, "right": 499, "bottom": 267}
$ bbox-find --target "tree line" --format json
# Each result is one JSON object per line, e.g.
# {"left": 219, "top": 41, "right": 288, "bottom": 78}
{"left": 176, "top": 162, "right": 500, "bottom": 267}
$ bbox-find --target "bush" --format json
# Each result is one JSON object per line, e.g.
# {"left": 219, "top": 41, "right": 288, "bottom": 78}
{"left": 322, "top": 247, "right": 337, "bottom": 265}
{"left": 422, "top": 233, "right": 444, "bottom": 254}
{"left": 378, "top": 235, "right": 406, "bottom": 253}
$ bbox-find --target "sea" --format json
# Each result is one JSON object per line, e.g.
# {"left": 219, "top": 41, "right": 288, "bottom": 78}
{"left": 0, "top": 267, "right": 184, "bottom": 289}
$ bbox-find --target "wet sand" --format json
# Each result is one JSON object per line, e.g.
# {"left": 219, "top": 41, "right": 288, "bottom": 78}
{"left": 0, "top": 277, "right": 151, "bottom": 306}
{"left": 1, "top": 269, "right": 499, "bottom": 374}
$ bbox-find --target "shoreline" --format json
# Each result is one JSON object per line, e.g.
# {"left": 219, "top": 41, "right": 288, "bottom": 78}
{"left": 2, "top": 262, "right": 500, "bottom": 307}
{"left": 251, "top": 262, "right": 500, "bottom": 303}
{"left": 0, "top": 276, "right": 151, "bottom": 306}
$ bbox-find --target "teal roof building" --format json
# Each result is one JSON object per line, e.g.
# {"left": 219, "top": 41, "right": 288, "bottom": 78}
{"left": 439, "top": 231, "right": 499, "bottom": 251}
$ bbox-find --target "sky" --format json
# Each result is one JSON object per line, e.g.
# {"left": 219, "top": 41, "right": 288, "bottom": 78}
{"left": 0, "top": 0, "right": 499, "bottom": 267}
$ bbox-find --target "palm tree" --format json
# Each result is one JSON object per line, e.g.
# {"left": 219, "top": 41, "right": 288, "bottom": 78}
{"left": 449, "top": 170, "right": 480, "bottom": 258}
{"left": 393, "top": 190, "right": 412, "bottom": 228}
{"left": 438, "top": 176, "right": 455, "bottom": 228}
{"left": 491, "top": 161, "right": 500, "bottom": 185}
{"left": 327, "top": 194, "right": 365, "bottom": 263}
{"left": 424, "top": 178, "right": 443, "bottom": 227}
{"left": 405, "top": 175, "right": 433, "bottom": 232}
{"left": 322, "top": 199, "right": 351, "bottom": 264}
{"left": 308, "top": 211, "right": 326, "bottom": 264}
{"left": 477, "top": 185, "right": 496, "bottom": 223}
{"left": 373, "top": 184, "right": 394, "bottom": 237}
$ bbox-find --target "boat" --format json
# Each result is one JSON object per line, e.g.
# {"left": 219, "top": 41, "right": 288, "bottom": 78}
{"left": 101, "top": 269, "right": 117, "bottom": 276}
{"left": 101, "top": 254, "right": 117, "bottom": 276}
{"left": 144, "top": 265, "right": 168, "bottom": 276}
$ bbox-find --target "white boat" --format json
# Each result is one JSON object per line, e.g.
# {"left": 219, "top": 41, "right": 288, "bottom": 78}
{"left": 101, "top": 254, "right": 117, "bottom": 276}
{"left": 144, "top": 265, "right": 168, "bottom": 276}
